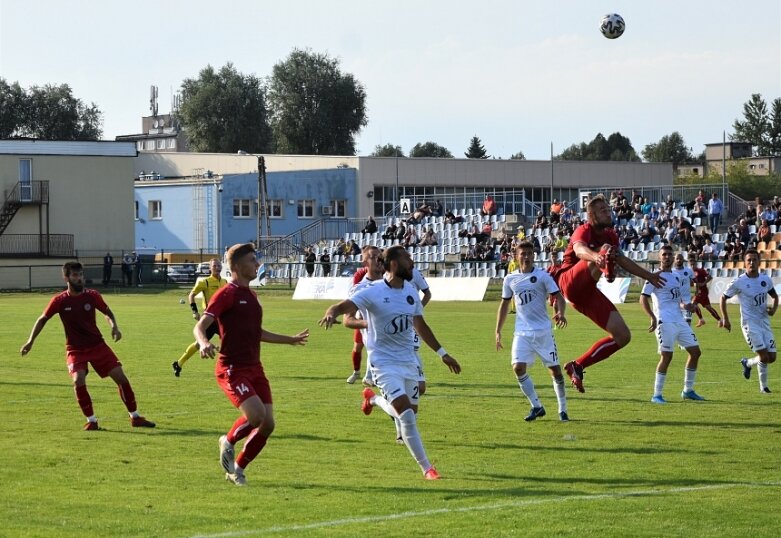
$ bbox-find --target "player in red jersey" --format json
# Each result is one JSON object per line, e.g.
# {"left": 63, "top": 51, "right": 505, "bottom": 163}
{"left": 549, "top": 195, "right": 665, "bottom": 392}
{"left": 20, "top": 261, "right": 155, "bottom": 430}
{"left": 345, "top": 246, "right": 385, "bottom": 384}
{"left": 195, "top": 243, "right": 309, "bottom": 486}
{"left": 689, "top": 255, "right": 721, "bottom": 326}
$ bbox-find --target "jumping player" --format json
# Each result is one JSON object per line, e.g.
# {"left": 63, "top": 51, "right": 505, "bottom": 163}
{"left": 549, "top": 195, "right": 665, "bottom": 392}
{"left": 195, "top": 243, "right": 309, "bottom": 486}
{"left": 20, "top": 261, "right": 155, "bottom": 430}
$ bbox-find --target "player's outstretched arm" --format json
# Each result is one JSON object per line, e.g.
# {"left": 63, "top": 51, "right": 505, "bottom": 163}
{"left": 318, "top": 300, "right": 357, "bottom": 329}
{"left": 495, "top": 298, "right": 511, "bottom": 350}
{"left": 413, "top": 315, "right": 461, "bottom": 374}
{"left": 617, "top": 255, "right": 666, "bottom": 288}
{"left": 20, "top": 315, "right": 49, "bottom": 355}
{"left": 261, "top": 328, "right": 309, "bottom": 345}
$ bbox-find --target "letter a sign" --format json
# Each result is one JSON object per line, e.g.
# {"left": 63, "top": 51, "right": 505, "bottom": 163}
{"left": 400, "top": 198, "right": 412, "bottom": 214}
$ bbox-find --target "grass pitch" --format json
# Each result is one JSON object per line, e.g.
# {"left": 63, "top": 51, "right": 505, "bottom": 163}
{"left": 1, "top": 288, "right": 779, "bottom": 537}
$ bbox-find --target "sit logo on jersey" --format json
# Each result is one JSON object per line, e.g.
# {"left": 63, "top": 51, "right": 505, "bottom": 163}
{"left": 385, "top": 314, "right": 412, "bottom": 335}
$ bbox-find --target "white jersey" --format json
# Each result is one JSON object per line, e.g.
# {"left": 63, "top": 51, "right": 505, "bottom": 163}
{"left": 723, "top": 272, "right": 776, "bottom": 326}
{"left": 502, "top": 267, "right": 560, "bottom": 332}
{"left": 348, "top": 273, "right": 379, "bottom": 336}
{"left": 410, "top": 267, "right": 429, "bottom": 295}
{"left": 672, "top": 267, "right": 693, "bottom": 304}
{"left": 641, "top": 270, "right": 685, "bottom": 323}
{"left": 349, "top": 279, "right": 423, "bottom": 367}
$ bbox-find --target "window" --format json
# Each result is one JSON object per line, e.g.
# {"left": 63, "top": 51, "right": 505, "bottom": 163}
{"left": 156, "top": 139, "right": 165, "bottom": 149}
{"left": 19, "top": 159, "right": 32, "bottom": 201}
{"left": 269, "top": 199, "right": 283, "bottom": 219}
{"left": 329, "top": 199, "right": 346, "bottom": 217}
{"left": 167, "top": 138, "right": 176, "bottom": 149}
{"left": 134, "top": 201, "right": 139, "bottom": 220}
{"left": 233, "top": 199, "right": 252, "bottom": 218}
{"left": 137, "top": 141, "right": 144, "bottom": 151}
{"left": 145, "top": 140, "right": 155, "bottom": 150}
{"left": 149, "top": 200, "right": 162, "bottom": 220}
{"left": 298, "top": 199, "right": 315, "bottom": 218}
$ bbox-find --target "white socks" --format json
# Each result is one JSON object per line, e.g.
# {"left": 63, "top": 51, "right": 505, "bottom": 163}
{"left": 517, "top": 374, "right": 541, "bottom": 408}
{"left": 398, "top": 408, "right": 431, "bottom": 472}
{"left": 758, "top": 362, "right": 769, "bottom": 391}
{"left": 371, "top": 393, "right": 398, "bottom": 418}
{"left": 654, "top": 372, "right": 666, "bottom": 397}
{"left": 684, "top": 368, "right": 696, "bottom": 392}
{"left": 553, "top": 377, "right": 567, "bottom": 414}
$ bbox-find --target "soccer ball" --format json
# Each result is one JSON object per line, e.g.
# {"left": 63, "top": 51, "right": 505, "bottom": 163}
{"left": 179, "top": 298, "right": 185, "bottom": 304}
{"left": 600, "top": 13, "right": 625, "bottom": 39}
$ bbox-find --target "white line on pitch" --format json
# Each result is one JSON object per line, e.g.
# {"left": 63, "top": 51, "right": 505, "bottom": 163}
{"left": 188, "top": 481, "right": 781, "bottom": 538}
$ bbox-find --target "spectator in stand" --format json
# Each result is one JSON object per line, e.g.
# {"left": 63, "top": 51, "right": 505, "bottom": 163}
{"left": 304, "top": 246, "right": 316, "bottom": 277}
{"left": 362, "top": 216, "right": 378, "bottom": 234}
{"left": 758, "top": 219, "right": 773, "bottom": 244}
{"left": 444, "top": 209, "right": 463, "bottom": 225}
{"left": 609, "top": 191, "right": 620, "bottom": 209}
{"left": 616, "top": 199, "right": 633, "bottom": 223}
{"left": 678, "top": 217, "right": 694, "bottom": 247}
{"left": 533, "top": 211, "right": 549, "bottom": 232}
{"left": 731, "top": 240, "right": 746, "bottom": 262}
{"left": 551, "top": 230, "right": 568, "bottom": 256}
{"left": 648, "top": 204, "right": 660, "bottom": 223}
{"left": 432, "top": 200, "right": 443, "bottom": 217}
{"left": 701, "top": 238, "right": 716, "bottom": 261}
{"left": 349, "top": 239, "right": 361, "bottom": 257}
{"left": 615, "top": 190, "right": 627, "bottom": 208}
{"left": 665, "top": 195, "right": 676, "bottom": 212}
{"left": 640, "top": 198, "right": 653, "bottom": 216}
{"left": 515, "top": 226, "right": 526, "bottom": 241}
{"left": 550, "top": 199, "right": 563, "bottom": 224}
{"left": 481, "top": 220, "right": 493, "bottom": 239}
{"left": 395, "top": 223, "right": 407, "bottom": 243}
{"left": 320, "top": 250, "right": 332, "bottom": 277}
{"left": 620, "top": 225, "right": 639, "bottom": 250}
{"left": 560, "top": 207, "right": 574, "bottom": 225}
{"left": 690, "top": 200, "right": 707, "bottom": 220}
{"left": 743, "top": 204, "right": 757, "bottom": 224}
{"left": 632, "top": 202, "right": 644, "bottom": 221}
{"left": 695, "top": 189, "right": 706, "bottom": 205}
{"left": 708, "top": 192, "right": 724, "bottom": 233}
{"left": 663, "top": 219, "right": 678, "bottom": 245}
{"left": 481, "top": 195, "right": 497, "bottom": 217}
{"left": 402, "top": 226, "right": 418, "bottom": 248}
{"left": 631, "top": 190, "right": 642, "bottom": 207}
{"left": 760, "top": 205, "right": 776, "bottom": 226}
{"left": 640, "top": 222, "right": 657, "bottom": 246}
{"left": 382, "top": 222, "right": 398, "bottom": 241}
{"left": 419, "top": 227, "right": 438, "bottom": 247}
{"left": 736, "top": 218, "right": 752, "bottom": 247}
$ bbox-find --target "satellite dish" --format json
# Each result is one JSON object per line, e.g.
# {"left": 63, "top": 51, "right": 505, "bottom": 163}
{"left": 153, "top": 120, "right": 159, "bottom": 128}
{"left": 159, "top": 118, "right": 165, "bottom": 127}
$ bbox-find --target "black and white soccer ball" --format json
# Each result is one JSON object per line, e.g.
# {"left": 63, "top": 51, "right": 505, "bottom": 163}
{"left": 600, "top": 13, "right": 625, "bottom": 39}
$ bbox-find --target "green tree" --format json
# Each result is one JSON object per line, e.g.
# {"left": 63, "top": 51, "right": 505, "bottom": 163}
{"left": 642, "top": 131, "right": 694, "bottom": 164}
{"left": 409, "top": 141, "right": 453, "bottom": 158}
{"left": 268, "top": 48, "right": 367, "bottom": 155}
{"left": 701, "top": 160, "right": 781, "bottom": 201}
{"left": 0, "top": 81, "right": 103, "bottom": 140}
{"left": 769, "top": 98, "right": 781, "bottom": 156}
{"left": 464, "top": 135, "right": 489, "bottom": 159}
{"left": 370, "top": 143, "right": 405, "bottom": 157}
{"left": 178, "top": 63, "right": 272, "bottom": 153}
{"left": 556, "top": 132, "right": 639, "bottom": 161}
{"left": 0, "top": 78, "right": 25, "bottom": 138}
{"left": 732, "top": 93, "right": 771, "bottom": 156}
{"left": 509, "top": 151, "right": 526, "bottom": 160}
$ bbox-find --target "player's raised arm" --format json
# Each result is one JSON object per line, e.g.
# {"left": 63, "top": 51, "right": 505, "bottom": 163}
{"left": 261, "top": 328, "right": 309, "bottom": 345}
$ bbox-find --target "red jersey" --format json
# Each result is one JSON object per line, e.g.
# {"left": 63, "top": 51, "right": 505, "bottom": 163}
{"left": 352, "top": 267, "right": 368, "bottom": 285}
{"left": 204, "top": 282, "right": 262, "bottom": 367}
{"left": 692, "top": 267, "right": 710, "bottom": 297}
{"left": 42, "top": 289, "right": 109, "bottom": 351}
{"left": 558, "top": 222, "right": 619, "bottom": 273}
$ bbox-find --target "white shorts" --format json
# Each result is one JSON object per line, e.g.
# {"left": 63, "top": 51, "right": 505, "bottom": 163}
{"left": 371, "top": 361, "right": 421, "bottom": 405}
{"left": 366, "top": 354, "right": 425, "bottom": 384}
{"left": 511, "top": 330, "right": 559, "bottom": 368}
{"left": 656, "top": 321, "right": 698, "bottom": 353}
{"left": 741, "top": 320, "right": 776, "bottom": 352}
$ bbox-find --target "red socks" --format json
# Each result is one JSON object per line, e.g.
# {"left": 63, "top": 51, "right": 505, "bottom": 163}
{"left": 236, "top": 430, "right": 268, "bottom": 469}
{"left": 351, "top": 350, "right": 362, "bottom": 371}
{"left": 118, "top": 382, "right": 137, "bottom": 413}
{"left": 577, "top": 337, "right": 620, "bottom": 368}
{"left": 74, "top": 385, "right": 93, "bottom": 417}
{"left": 227, "top": 416, "right": 252, "bottom": 445}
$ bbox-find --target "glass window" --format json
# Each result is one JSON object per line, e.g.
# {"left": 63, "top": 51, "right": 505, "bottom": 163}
{"left": 134, "top": 201, "right": 139, "bottom": 220}
{"left": 137, "top": 141, "right": 144, "bottom": 151}
{"left": 269, "top": 200, "right": 283, "bottom": 218}
{"left": 145, "top": 140, "right": 155, "bottom": 150}
{"left": 233, "top": 199, "right": 251, "bottom": 218}
{"left": 149, "top": 200, "right": 162, "bottom": 219}
{"left": 332, "top": 199, "right": 347, "bottom": 217}
{"left": 298, "top": 199, "right": 315, "bottom": 218}
{"left": 156, "top": 139, "right": 165, "bottom": 149}
{"left": 167, "top": 138, "right": 176, "bottom": 149}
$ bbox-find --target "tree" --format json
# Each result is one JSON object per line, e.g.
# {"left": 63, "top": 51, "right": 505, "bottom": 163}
{"left": 732, "top": 93, "right": 772, "bottom": 156}
{"left": 178, "top": 63, "right": 272, "bottom": 154}
{"left": 556, "top": 132, "right": 639, "bottom": 161}
{"left": 409, "top": 141, "right": 453, "bottom": 158}
{"left": 464, "top": 136, "right": 489, "bottom": 159}
{"left": 370, "top": 143, "right": 405, "bottom": 157}
{"left": 642, "top": 131, "right": 694, "bottom": 164}
{"left": 0, "top": 79, "right": 102, "bottom": 140}
{"left": 268, "top": 48, "right": 367, "bottom": 155}
{"left": 509, "top": 151, "right": 526, "bottom": 160}
{"left": 769, "top": 98, "right": 781, "bottom": 156}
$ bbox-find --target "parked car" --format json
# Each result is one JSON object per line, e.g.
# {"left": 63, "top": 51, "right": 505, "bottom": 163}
{"left": 156, "top": 264, "right": 197, "bottom": 283}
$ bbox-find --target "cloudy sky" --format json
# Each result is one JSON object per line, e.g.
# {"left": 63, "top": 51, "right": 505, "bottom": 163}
{"left": 1, "top": 0, "right": 779, "bottom": 159}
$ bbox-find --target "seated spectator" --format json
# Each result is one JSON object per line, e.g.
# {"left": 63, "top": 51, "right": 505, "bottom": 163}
{"left": 349, "top": 239, "right": 361, "bottom": 256}
{"left": 381, "top": 222, "right": 398, "bottom": 240}
{"left": 609, "top": 191, "right": 620, "bottom": 209}
{"left": 742, "top": 204, "right": 757, "bottom": 223}
{"left": 640, "top": 197, "right": 653, "bottom": 215}
{"left": 760, "top": 205, "right": 776, "bottom": 225}
{"left": 560, "top": 207, "right": 574, "bottom": 225}
{"left": 444, "top": 209, "right": 463, "bottom": 225}
{"left": 480, "top": 195, "right": 497, "bottom": 217}
{"left": 648, "top": 203, "right": 660, "bottom": 223}
{"left": 550, "top": 199, "right": 563, "bottom": 224}
{"left": 533, "top": 211, "right": 549, "bottom": 231}
{"left": 690, "top": 200, "right": 707, "bottom": 219}
{"left": 678, "top": 217, "right": 694, "bottom": 246}
{"left": 515, "top": 226, "right": 526, "bottom": 241}
{"left": 736, "top": 218, "right": 752, "bottom": 246}
{"left": 361, "top": 216, "right": 378, "bottom": 234}
{"left": 620, "top": 225, "right": 639, "bottom": 250}
{"left": 731, "top": 240, "right": 746, "bottom": 262}
{"left": 431, "top": 200, "right": 444, "bottom": 217}
{"left": 616, "top": 200, "right": 633, "bottom": 223}
{"left": 402, "top": 226, "right": 418, "bottom": 248}
{"left": 700, "top": 238, "right": 716, "bottom": 261}
{"left": 665, "top": 194, "right": 676, "bottom": 212}
{"left": 758, "top": 219, "right": 772, "bottom": 244}
{"left": 395, "top": 223, "right": 407, "bottom": 242}
{"left": 419, "top": 227, "right": 438, "bottom": 247}
{"left": 640, "top": 223, "right": 657, "bottom": 245}
{"left": 551, "top": 230, "right": 568, "bottom": 255}
{"left": 632, "top": 203, "right": 643, "bottom": 221}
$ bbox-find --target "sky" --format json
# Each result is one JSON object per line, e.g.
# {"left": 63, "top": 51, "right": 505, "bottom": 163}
{"left": 1, "top": 0, "right": 779, "bottom": 160}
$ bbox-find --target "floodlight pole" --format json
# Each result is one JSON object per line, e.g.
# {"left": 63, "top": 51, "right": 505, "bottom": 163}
{"left": 257, "top": 155, "right": 270, "bottom": 248}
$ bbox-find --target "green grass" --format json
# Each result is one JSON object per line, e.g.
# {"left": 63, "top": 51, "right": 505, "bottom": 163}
{"left": 1, "top": 288, "right": 779, "bottom": 537}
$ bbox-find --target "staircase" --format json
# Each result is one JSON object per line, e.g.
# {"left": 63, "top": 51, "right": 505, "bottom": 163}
{"left": 0, "top": 181, "right": 49, "bottom": 235}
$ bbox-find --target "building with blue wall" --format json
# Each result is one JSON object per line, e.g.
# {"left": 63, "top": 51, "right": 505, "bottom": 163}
{"left": 134, "top": 167, "right": 357, "bottom": 252}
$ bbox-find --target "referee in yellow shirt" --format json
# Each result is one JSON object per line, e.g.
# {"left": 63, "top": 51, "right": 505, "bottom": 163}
{"left": 172, "top": 258, "right": 228, "bottom": 376}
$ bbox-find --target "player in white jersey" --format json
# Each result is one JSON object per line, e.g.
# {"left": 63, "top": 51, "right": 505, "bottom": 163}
{"left": 719, "top": 249, "right": 778, "bottom": 393}
{"left": 320, "top": 245, "right": 461, "bottom": 480}
{"left": 640, "top": 245, "right": 704, "bottom": 403}
{"left": 495, "top": 241, "right": 569, "bottom": 422}
{"left": 672, "top": 252, "right": 698, "bottom": 326}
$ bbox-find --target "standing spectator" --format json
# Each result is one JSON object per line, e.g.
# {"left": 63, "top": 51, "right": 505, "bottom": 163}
{"left": 320, "top": 250, "right": 332, "bottom": 277}
{"left": 708, "top": 192, "right": 724, "bottom": 233}
{"left": 549, "top": 199, "right": 563, "bottom": 224}
{"left": 640, "top": 245, "right": 705, "bottom": 403}
{"left": 720, "top": 249, "right": 778, "bottom": 394}
{"left": 195, "top": 243, "right": 309, "bottom": 486}
{"left": 495, "top": 241, "right": 569, "bottom": 421}
{"left": 130, "top": 251, "right": 141, "bottom": 287}
{"left": 432, "top": 200, "right": 443, "bottom": 217}
{"left": 19, "top": 261, "right": 155, "bottom": 430}
{"left": 102, "top": 252, "right": 113, "bottom": 285}
{"left": 121, "top": 253, "right": 133, "bottom": 286}
{"left": 319, "top": 245, "right": 461, "bottom": 480}
{"left": 481, "top": 195, "right": 497, "bottom": 217}
{"left": 304, "top": 247, "right": 316, "bottom": 277}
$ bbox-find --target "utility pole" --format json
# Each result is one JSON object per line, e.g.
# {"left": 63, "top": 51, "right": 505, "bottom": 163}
{"left": 257, "top": 156, "right": 271, "bottom": 248}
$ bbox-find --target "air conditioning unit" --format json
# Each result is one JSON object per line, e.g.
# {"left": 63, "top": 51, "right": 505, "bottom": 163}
{"left": 321, "top": 206, "right": 334, "bottom": 216}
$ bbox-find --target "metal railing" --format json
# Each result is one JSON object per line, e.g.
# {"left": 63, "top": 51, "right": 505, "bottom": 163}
{"left": 0, "top": 234, "right": 73, "bottom": 257}
{"left": 3, "top": 180, "right": 49, "bottom": 205}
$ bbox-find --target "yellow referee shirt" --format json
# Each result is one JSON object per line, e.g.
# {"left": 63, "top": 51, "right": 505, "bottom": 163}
{"left": 190, "top": 275, "right": 228, "bottom": 310}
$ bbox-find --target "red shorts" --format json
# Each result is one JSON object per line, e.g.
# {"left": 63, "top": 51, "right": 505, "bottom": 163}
{"left": 693, "top": 292, "right": 710, "bottom": 306}
{"left": 215, "top": 362, "right": 273, "bottom": 407}
{"left": 557, "top": 259, "right": 616, "bottom": 330}
{"left": 353, "top": 329, "right": 363, "bottom": 345}
{"left": 66, "top": 342, "right": 121, "bottom": 378}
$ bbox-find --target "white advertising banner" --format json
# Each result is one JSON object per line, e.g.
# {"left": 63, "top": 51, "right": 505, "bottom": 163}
{"left": 596, "top": 277, "right": 631, "bottom": 304}
{"left": 707, "top": 276, "right": 781, "bottom": 304}
{"left": 293, "top": 277, "right": 490, "bottom": 301}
